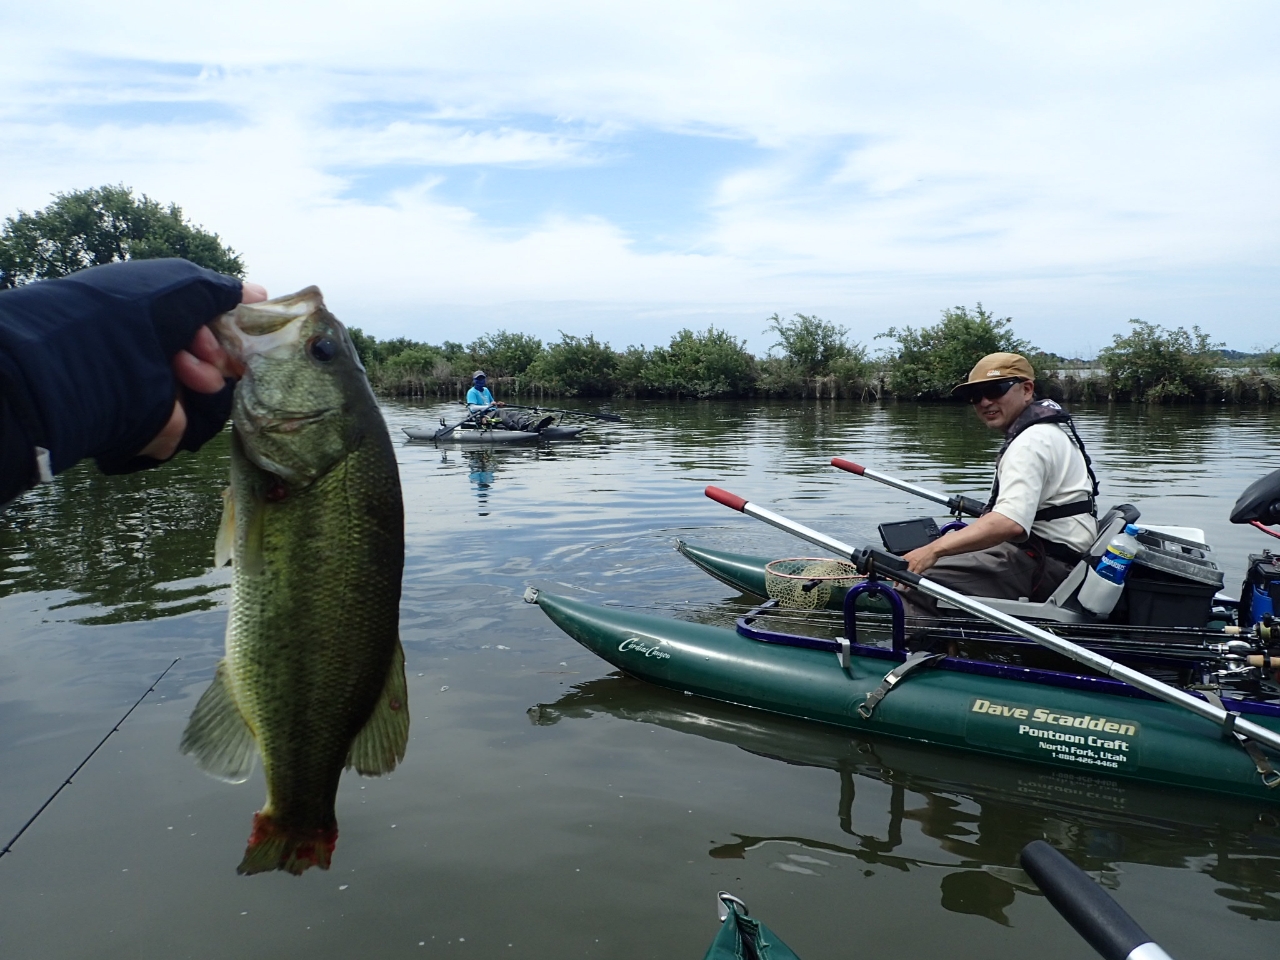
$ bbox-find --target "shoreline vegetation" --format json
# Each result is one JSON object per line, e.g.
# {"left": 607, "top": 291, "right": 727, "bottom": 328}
{"left": 353, "top": 306, "right": 1280, "bottom": 405}
{"left": 2, "top": 189, "right": 1274, "bottom": 406}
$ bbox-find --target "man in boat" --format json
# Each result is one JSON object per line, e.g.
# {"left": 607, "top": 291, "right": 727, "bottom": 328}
{"left": 900, "top": 352, "right": 1099, "bottom": 624}
{"left": 465, "top": 371, "right": 553, "bottom": 432}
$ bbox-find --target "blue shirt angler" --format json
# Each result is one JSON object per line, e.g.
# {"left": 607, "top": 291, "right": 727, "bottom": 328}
{"left": 466, "top": 371, "right": 496, "bottom": 412}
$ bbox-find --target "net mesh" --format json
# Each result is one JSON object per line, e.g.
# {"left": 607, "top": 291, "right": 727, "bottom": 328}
{"left": 763, "top": 558, "right": 864, "bottom": 609}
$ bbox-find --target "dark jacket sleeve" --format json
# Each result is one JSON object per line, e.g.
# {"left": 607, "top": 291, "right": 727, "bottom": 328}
{"left": 0, "top": 258, "right": 243, "bottom": 506}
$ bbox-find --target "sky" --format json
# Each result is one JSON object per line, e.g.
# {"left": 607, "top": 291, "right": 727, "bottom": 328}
{"left": 1, "top": 1, "right": 1276, "bottom": 356}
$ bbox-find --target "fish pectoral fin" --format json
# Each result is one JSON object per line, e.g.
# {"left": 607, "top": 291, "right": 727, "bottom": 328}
{"left": 179, "top": 660, "right": 258, "bottom": 783}
{"left": 241, "top": 495, "right": 267, "bottom": 576}
{"left": 346, "top": 639, "right": 409, "bottom": 777}
{"left": 214, "top": 487, "right": 235, "bottom": 567}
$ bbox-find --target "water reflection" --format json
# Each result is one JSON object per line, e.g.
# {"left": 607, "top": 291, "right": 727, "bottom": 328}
{"left": 530, "top": 675, "right": 1280, "bottom": 923}
{"left": 0, "top": 433, "right": 230, "bottom": 622}
{"left": 466, "top": 451, "right": 497, "bottom": 515}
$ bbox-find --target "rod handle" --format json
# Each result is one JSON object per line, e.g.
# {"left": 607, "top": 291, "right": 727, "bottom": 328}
{"left": 830, "top": 457, "right": 865, "bottom": 475}
{"left": 705, "top": 486, "right": 748, "bottom": 512}
{"left": 1020, "top": 841, "right": 1163, "bottom": 960}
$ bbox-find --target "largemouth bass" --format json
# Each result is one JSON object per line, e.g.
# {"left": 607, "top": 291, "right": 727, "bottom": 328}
{"left": 181, "top": 287, "right": 407, "bottom": 876}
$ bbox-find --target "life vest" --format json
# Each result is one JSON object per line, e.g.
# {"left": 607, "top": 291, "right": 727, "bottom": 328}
{"left": 983, "top": 399, "right": 1100, "bottom": 523}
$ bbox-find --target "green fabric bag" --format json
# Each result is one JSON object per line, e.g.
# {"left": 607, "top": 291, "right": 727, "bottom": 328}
{"left": 701, "top": 903, "right": 802, "bottom": 960}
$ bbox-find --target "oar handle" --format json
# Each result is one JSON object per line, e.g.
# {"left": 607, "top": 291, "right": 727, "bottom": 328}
{"left": 705, "top": 486, "right": 747, "bottom": 512}
{"left": 1021, "top": 841, "right": 1173, "bottom": 960}
{"left": 831, "top": 457, "right": 985, "bottom": 517}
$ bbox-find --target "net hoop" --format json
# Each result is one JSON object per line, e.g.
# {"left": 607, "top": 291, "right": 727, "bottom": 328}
{"left": 764, "top": 557, "right": 864, "bottom": 582}
{"left": 763, "top": 557, "right": 865, "bottom": 609}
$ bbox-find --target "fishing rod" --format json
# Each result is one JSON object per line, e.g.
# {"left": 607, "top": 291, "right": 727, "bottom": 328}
{"left": 703, "top": 485, "right": 1280, "bottom": 755}
{"left": 456, "top": 400, "right": 622, "bottom": 423}
{"left": 0, "top": 658, "right": 179, "bottom": 859}
{"left": 831, "top": 457, "right": 986, "bottom": 517}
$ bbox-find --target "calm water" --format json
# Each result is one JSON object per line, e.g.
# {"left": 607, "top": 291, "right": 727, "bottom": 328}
{"left": 2, "top": 400, "right": 1279, "bottom": 959}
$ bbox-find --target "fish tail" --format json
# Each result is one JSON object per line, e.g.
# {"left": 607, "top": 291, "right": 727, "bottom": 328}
{"left": 237, "top": 812, "right": 337, "bottom": 876}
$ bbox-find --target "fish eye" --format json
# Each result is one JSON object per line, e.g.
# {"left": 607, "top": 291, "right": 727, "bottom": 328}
{"left": 309, "top": 337, "right": 338, "bottom": 363}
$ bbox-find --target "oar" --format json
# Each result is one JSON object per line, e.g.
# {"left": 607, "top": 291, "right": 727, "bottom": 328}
{"left": 1021, "top": 841, "right": 1174, "bottom": 960}
{"left": 433, "top": 406, "right": 490, "bottom": 440}
{"left": 831, "top": 457, "right": 986, "bottom": 517}
{"left": 704, "top": 484, "right": 1280, "bottom": 755}
{"left": 473, "top": 402, "right": 622, "bottom": 423}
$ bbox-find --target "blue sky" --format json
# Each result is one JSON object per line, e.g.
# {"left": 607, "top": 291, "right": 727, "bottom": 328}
{"left": 1, "top": 2, "right": 1276, "bottom": 355}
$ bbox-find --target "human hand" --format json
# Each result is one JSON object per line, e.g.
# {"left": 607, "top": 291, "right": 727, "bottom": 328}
{"left": 137, "top": 282, "right": 268, "bottom": 460}
{"left": 495, "top": 401, "right": 505, "bottom": 407}
{"left": 903, "top": 541, "right": 944, "bottom": 575}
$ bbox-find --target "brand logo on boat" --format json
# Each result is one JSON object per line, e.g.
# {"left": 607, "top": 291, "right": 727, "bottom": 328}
{"left": 618, "top": 637, "right": 672, "bottom": 660}
{"left": 965, "top": 697, "right": 1140, "bottom": 770}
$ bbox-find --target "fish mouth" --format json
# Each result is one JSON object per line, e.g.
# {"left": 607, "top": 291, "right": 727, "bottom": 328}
{"left": 213, "top": 287, "right": 324, "bottom": 363}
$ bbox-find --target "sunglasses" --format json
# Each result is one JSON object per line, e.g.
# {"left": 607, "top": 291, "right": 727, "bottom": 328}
{"left": 966, "top": 378, "right": 1024, "bottom": 404}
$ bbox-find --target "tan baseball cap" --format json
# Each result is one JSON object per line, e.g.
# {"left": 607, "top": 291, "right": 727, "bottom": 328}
{"left": 951, "top": 352, "right": 1034, "bottom": 397}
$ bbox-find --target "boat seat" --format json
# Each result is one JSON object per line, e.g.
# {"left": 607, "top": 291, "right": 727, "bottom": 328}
{"left": 935, "top": 504, "right": 1142, "bottom": 625}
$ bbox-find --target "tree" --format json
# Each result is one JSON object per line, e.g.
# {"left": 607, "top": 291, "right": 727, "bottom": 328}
{"left": 468, "top": 330, "right": 544, "bottom": 378}
{"left": 641, "top": 327, "right": 757, "bottom": 398}
{"left": 524, "top": 333, "right": 619, "bottom": 396}
{"left": 0, "top": 185, "right": 244, "bottom": 287}
{"left": 878, "top": 303, "right": 1034, "bottom": 399}
{"left": 1098, "top": 320, "right": 1222, "bottom": 401}
{"left": 766, "top": 312, "right": 852, "bottom": 377}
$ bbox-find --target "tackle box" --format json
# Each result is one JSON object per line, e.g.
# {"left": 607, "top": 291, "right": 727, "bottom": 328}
{"left": 1120, "top": 529, "right": 1224, "bottom": 629}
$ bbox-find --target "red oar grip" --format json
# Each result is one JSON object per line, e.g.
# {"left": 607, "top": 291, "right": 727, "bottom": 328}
{"left": 831, "top": 457, "right": 865, "bottom": 475}
{"left": 705, "top": 485, "right": 748, "bottom": 512}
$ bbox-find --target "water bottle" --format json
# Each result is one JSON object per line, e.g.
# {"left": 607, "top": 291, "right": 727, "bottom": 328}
{"left": 1077, "top": 524, "right": 1141, "bottom": 617}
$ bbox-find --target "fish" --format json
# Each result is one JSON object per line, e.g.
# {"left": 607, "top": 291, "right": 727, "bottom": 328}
{"left": 180, "top": 286, "right": 407, "bottom": 876}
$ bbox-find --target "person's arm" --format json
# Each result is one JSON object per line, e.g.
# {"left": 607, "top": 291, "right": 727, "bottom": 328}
{"left": 903, "top": 511, "right": 1025, "bottom": 573}
{"left": 0, "top": 259, "right": 261, "bottom": 506}
{"left": 904, "top": 433, "right": 1051, "bottom": 574}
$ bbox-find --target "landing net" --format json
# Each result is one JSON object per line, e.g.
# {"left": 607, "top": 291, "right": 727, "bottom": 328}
{"left": 763, "top": 557, "right": 865, "bottom": 609}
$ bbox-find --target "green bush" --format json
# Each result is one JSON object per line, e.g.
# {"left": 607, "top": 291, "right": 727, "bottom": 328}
{"left": 347, "top": 327, "right": 380, "bottom": 367}
{"left": 640, "top": 327, "right": 756, "bottom": 398}
{"left": 1098, "top": 320, "right": 1222, "bottom": 401}
{"left": 615, "top": 345, "right": 652, "bottom": 394}
{"left": 468, "top": 330, "right": 543, "bottom": 378}
{"left": 878, "top": 303, "right": 1033, "bottom": 399}
{"left": 829, "top": 347, "right": 875, "bottom": 388}
{"left": 524, "top": 333, "right": 619, "bottom": 396}
{"left": 380, "top": 344, "right": 447, "bottom": 378}
{"left": 766, "top": 312, "right": 852, "bottom": 377}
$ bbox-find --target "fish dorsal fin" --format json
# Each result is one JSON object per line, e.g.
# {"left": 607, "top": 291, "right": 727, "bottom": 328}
{"left": 180, "top": 660, "right": 258, "bottom": 783}
{"left": 346, "top": 639, "right": 409, "bottom": 776}
{"left": 214, "top": 487, "right": 235, "bottom": 567}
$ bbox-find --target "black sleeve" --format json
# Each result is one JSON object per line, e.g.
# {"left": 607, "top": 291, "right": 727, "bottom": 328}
{"left": 0, "top": 258, "right": 244, "bottom": 506}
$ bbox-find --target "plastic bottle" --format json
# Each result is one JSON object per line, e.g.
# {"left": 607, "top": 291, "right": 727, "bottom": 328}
{"left": 1077, "top": 524, "right": 1142, "bottom": 617}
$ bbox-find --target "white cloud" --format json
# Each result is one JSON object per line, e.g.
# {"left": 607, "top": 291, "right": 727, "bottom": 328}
{"left": 0, "top": 1, "right": 1277, "bottom": 353}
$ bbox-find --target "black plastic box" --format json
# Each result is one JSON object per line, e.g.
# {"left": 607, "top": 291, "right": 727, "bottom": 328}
{"left": 1124, "top": 569, "right": 1219, "bottom": 628}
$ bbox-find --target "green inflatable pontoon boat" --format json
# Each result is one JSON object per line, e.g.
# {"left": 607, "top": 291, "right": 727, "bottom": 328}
{"left": 525, "top": 588, "right": 1280, "bottom": 803}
